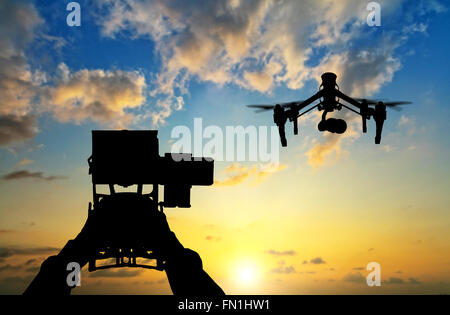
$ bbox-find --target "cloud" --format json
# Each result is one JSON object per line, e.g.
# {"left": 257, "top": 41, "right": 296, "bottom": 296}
{"left": 1, "top": 0, "right": 439, "bottom": 149}
{"left": 309, "top": 257, "right": 326, "bottom": 264}
{"left": 214, "top": 162, "right": 287, "bottom": 186}
{"left": 0, "top": 247, "right": 59, "bottom": 258}
{"left": 343, "top": 272, "right": 365, "bottom": 283}
{"left": 305, "top": 110, "right": 362, "bottom": 168}
{"left": 385, "top": 277, "right": 405, "bottom": 284}
{"left": 398, "top": 115, "right": 417, "bottom": 135}
{"left": 214, "top": 163, "right": 257, "bottom": 186}
{"left": 17, "top": 158, "right": 34, "bottom": 166}
{"left": 253, "top": 163, "right": 288, "bottom": 185}
{"left": 24, "top": 266, "right": 40, "bottom": 273}
{"left": 0, "top": 249, "right": 13, "bottom": 259}
{"left": 384, "top": 277, "right": 422, "bottom": 285}
{"left": 270, "top": 260, "right": 296, "bottom": 274}
{"left": 398, "top": 115, "right": 411, "bottom": 126}
{"left": 306, "top": 134, "right": 343, "bottom": 169}
{"left": 300, "top": 271, "right": 316, "bottom": 275}
{"left": 0, "top": 274, "right": 33, "bottom": 284}
{"left": 0, "top": 115, "right": 38, "bottom": 147}
{"left": 1, "top": 170, "right": 67, "bottom": 181}
{"left": 0, "top": 0, "right": 42, "bottom": 146}
{"left": 312, "top": 40, "right": 402, "bottom": 98}
{"left": 89, "top": 269, "right": 142, "bottom": 278}
{"left": 243, "top": 71, "right": 273, "bottom": 93}
{"left": 205, "top": 235, "right": 221, "bottom": 242}
{"left": 265, "top": 249, "right": 297, "bottom": 256}
{"left": 403, "top": 23, "right": 428, "bottom": 35}
{"left": 381, "top": 144, "right": 394, "bottom": 153}
{"left": 0, "top": 264, "right": 22, "bottom": 272}
{"left": 0, "top": 0, "right": 148, "bottom": 146}
{"left": 408, "top": 277, "right": 422, "bottom": 284}
{"left": 44, "top": 64, "right": 147, "bottom": 128}
{"left": 95, "top": 0, "right": 410, "bottom": 126}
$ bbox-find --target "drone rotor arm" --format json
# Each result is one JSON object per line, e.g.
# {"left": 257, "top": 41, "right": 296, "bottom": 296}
{"left": 295, "top": 90, "right": 325, "bottom": 112}
{"left": 339, "top": 103, "right": 361, "bottom": 116}
{"left": 297, "top": 104, "right": 319, "bottom": 118}
{"left": 334, "top": 90, "right": 363, "bottom": 109}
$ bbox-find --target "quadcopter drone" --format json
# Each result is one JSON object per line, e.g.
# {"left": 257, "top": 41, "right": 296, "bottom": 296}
{"left": 247, "top": 72, "right": 412, "bottom": 147}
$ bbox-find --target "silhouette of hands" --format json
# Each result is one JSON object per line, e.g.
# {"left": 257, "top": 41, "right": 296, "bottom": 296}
{"left": 140, "top": 207, "right": 185, "bottom": 258}
{"left": 71, "top": 201, "right": 184, "bottom": 264}
{"left": 24, "top": 200, "right": 224, "bottom": 295}
{"left": 74, "top": 203, "right": 96, "bottom": 245}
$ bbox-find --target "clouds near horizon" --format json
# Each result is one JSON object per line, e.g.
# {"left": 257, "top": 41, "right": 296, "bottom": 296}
{"left": 0, "top": 170, "right": 67, "bottom": 181}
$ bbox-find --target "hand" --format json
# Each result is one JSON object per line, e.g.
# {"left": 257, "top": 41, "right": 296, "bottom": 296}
{"left": 73, "top": 200, "right": 184, "bottom": 262}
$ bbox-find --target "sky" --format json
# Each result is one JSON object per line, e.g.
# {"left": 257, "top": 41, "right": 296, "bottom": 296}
{"left": 0, "top": 0, "right": 449, "bottom": 294}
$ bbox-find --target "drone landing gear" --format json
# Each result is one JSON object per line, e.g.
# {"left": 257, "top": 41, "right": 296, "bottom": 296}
{"left": 374, "top": 103, "right": 387, "bottom": 144}
{"left": 273, "top": 104, "right": 288, "bottom": 147}
{"left": 277, "top": 124, "right": 287, "bottom": 147}
{"left": 293, "top": 118, "right": 298, "bottom": 135}
{"left": 374, "top": 119, "right": 384, "bottom": 144}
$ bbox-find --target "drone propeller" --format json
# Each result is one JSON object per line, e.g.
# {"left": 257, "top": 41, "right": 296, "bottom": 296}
{"left": 354, "top": 98, "right": 382, "bottom": 105}
{"left": 355, "top": 98, "right": 412, "bottom": 111}
{"left": 246, "top": 100, "right": 305, "bottom": 113}
{"left": 383, "top": 101, "right": 413, "bottom": 112}
{"left": 247, "top": 104, "right": 278, "bottom": 113}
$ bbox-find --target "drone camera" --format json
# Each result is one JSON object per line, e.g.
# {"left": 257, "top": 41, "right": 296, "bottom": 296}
{"left": 318, "top": 118, "right": 347, "bottom": 134}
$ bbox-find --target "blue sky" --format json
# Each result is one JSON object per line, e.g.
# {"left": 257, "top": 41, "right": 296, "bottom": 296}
{"left": 12, "top": 0, "right": 447, "bottom": 159}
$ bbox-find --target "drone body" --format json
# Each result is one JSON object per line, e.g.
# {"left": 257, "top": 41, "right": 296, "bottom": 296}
{"left": 248, "top": 72, "right": 412, "bottom": 147}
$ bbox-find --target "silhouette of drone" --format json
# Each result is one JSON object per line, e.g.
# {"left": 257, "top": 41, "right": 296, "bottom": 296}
{"left": 247, "top": 72, "right": 412, "bottom": 147}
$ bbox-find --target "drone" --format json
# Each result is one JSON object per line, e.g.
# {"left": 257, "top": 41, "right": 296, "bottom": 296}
{"left": 247, "top": 72, "right": 412, "bottom": 147}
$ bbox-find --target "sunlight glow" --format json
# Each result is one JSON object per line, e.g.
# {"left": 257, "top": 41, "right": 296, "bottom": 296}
{"left": 233, "top": 260, "right": 261, "bottom": 288}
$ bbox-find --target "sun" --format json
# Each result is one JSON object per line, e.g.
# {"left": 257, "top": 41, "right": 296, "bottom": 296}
{"left": 238, "top": 265, "right": 256, "bottom": 284}
{"left": 233, "top": 260, "right": 261, "bottom": 287}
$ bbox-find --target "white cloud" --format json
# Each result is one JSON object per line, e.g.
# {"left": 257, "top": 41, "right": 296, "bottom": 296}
{"left": 95, "top": 0, "right": 406, "bottom": 125}
{"left": 1, "top": 0, "right": 443, "bottom": 150}
{"left": 45, "top": 64, "right": 147, "bottom": 128}
{"left": 0, "top": 0, "right": 150, "bottom": 146}
{"left": 0, "top": 0, "right": 43, "bottom": 146}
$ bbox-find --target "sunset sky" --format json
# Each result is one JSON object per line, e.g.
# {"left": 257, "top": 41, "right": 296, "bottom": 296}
{"left": 0, "top": 0, "right": 449, "bottom": 294}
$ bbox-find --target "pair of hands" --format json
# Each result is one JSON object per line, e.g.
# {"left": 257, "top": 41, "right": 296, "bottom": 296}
{"left": 68, "top": 202, "right": 183, "bottom": 268}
